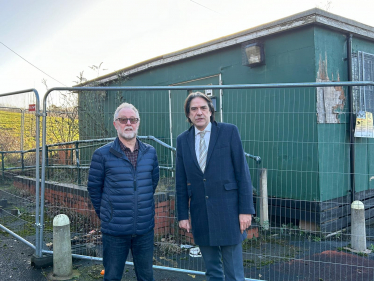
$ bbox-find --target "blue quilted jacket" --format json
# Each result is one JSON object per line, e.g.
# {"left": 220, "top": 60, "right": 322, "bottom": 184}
{"left": 87, "top": 137, "right": 159, "bottom": 236}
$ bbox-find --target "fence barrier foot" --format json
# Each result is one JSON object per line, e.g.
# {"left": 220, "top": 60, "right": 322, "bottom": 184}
{"left": 31, "top": 253, "right": 53, "bottom": 268}
{"left": 0, "top": 199, "right": 7, "bottom": 208}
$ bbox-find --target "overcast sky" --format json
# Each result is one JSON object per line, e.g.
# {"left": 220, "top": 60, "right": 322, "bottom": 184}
{"left": 1, "top": 0, "right": 374, "bottom": 107}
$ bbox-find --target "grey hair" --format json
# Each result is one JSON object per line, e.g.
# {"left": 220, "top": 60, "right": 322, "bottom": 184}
{"left": 113, "top": 103, "right": 140, "bottom": 121}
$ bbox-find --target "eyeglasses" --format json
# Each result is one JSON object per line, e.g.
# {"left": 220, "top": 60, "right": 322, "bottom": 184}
{"left": 116, "top": 117, "right": 139, "bottom": 124}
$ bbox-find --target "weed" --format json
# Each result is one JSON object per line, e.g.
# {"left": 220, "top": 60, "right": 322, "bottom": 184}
{"left": 155, "top": 242, "right": 182, "bottom": 256}
{"left": 243, "top": 259, "right": 254, "bottom": 267}
{"left": 337, "top": 247, "right": 349, "bottom": 252}
{"left": 313, "top": 236, "right": 322, "bottom": 242}
{"left": 256, "top": 259, "right": 274, "bottom": 269}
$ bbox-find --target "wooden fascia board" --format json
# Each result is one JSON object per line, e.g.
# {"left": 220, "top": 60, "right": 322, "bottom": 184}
{"left": 315, "top": 15, "right": 374, "bottom": 39}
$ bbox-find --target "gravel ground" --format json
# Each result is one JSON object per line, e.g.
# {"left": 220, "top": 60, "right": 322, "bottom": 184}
{"left": 0, "top": 233, "right": 47, "bottom": 281}
{"left": 4, "top": 228, "right": 374, "bottom": 281}
{"left": 0, "top": 230, "right": 207, "bottom": 281}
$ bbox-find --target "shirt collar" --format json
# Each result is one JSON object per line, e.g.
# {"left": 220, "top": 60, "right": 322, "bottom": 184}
{"left": 119, "top": 138, "right": 139, "bottom": 152}
{"left": 194, "top": 122, "right": 212, "bottom": 136}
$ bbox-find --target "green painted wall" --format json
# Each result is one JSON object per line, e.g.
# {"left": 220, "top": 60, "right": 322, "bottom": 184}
{"left": 218, "top": 27, "right": 318, "bottom": 200}
{"left": 80, "top": 26, "right": 319, "bottom": 201}
{"left": 80, "top": 24, "right": 374, "bottom": 202}
{"left": 314, "top": 28, "right": 374, "bottom": 201}
{"left": 314, "top": 27, "right": 351, "bottom": 201}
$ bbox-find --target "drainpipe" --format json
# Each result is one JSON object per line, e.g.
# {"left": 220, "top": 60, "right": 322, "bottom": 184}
{"left": 347, "top": 33, "right": 355, "bottom": 203}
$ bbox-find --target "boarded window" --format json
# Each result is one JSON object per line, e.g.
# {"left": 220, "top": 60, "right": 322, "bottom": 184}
{"left": 352, "top": 51, "right": 374, "bottom": 137}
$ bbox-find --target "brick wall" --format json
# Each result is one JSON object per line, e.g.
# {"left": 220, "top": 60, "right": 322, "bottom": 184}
{"left": 13, "top": 176, "right": 256, "bottom": 244}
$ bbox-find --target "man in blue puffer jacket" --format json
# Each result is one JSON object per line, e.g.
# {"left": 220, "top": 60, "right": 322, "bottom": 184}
{"left": 87, "top": 102, "right": 159, "bottom": 281}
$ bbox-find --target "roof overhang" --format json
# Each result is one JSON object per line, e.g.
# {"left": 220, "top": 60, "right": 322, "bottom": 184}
{"left": 78, "top": 8, "right": 374, "bottom": 87}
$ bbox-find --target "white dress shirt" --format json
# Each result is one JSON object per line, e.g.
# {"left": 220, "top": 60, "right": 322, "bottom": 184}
{"left": 194, "top": 122, "right": 212, "bottom": 162}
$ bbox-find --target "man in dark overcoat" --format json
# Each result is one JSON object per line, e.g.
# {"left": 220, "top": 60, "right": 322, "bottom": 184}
{"left": 176, "top": 92, "right": 255, "bottom": 281}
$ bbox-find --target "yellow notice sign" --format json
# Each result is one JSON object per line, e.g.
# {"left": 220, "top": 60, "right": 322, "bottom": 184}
{"left": 355, "top": 111, "right": 374, "bottom": 138}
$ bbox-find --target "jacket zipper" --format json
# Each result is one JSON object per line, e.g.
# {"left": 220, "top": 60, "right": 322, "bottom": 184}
{"left": 130, "top": 146, "right": 149, "bottom": 233}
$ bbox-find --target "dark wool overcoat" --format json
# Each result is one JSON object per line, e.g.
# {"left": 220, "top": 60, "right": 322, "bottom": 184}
{"left": 176, "top": 122, "right": 255, "bottom": 246}
{"left": 87, "top": 137, "right": 159, "bottom": 236}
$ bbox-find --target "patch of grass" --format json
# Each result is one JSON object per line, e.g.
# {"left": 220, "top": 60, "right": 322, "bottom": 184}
{"left": 0, "top": 179, "right": 15, "bottom": 190}
{"left": 243, "top": 259, "right": 254, "bottom": 267}
{"left": 0, "top": 109, "right": 79, "bottom": 152}
{"left": 256, "top": 259, "right": 275, "bottom": 269}
{"left": 337, "top": 247, "right": 349, "bottom": 252}
{"left": 0, "top": 214, "right": 18, "bottom": 225}
{"left": 242, "top": 234, "right": 289, "bottom": 250}
{"left": 312, "top": 236, "right": 322, "bottom": 242}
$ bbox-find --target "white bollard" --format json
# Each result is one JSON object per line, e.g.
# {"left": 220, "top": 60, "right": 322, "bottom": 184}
{"left": 53, "top": 214, "right": 73, "bottom": 279}
{"left": 351, "top": 201, "right": 367, "bottom": 252}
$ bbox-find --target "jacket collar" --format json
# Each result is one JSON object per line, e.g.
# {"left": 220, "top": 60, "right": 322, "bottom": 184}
{"left": 109, "top": 137, "right": 147, "bottom": 159}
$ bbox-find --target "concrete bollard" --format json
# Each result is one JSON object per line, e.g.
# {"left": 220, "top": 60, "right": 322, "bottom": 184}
{"left": 53, "top": 214, "right": 73, "bottom": 279}
{"left": 351, "top": 201, "right": 367, "bottom": 252}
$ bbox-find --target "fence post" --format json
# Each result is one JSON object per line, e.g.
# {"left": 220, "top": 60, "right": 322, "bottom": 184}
{"left": 21, "top": 151, "right": 24, "bottom": 171}
{"left": 351, "top": 201, "right": 367, "bottom": 252}
{"left": 46, "top": 146, "right": 49, "bottom": 180}
{"left": 1, "top": 152, "right": 4, "bottom": 179}
{"left": 75, "top": 142, "right": 81, "bottom": 185}
{"left": 21, "top": 109, "right": 24, "bottom": 151}
{"left": 259, "top": 168, "right": 269, "bottom": 230}
{"left": 70, "top": 145, "right": 74, "bottom": 165}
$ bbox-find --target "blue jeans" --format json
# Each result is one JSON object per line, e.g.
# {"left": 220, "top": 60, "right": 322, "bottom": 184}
{"left": 102, "top": 229, "right": 154, "bottom": 281}
{"left": 199, "top": 243, "right": 245, "bottom": 281}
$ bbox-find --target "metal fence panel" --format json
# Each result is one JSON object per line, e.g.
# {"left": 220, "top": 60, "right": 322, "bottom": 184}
{"left": 2, "top": 82, "right": 374, "bottom": 280}
{"left": 0, "top": 89, "right": 41, "bottom": 257}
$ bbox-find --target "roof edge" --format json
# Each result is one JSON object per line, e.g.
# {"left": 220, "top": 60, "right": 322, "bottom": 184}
{"left": 77, "top": 8, "right": 374, "bottom": 87}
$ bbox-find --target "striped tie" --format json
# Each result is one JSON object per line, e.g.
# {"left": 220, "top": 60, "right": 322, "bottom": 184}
{"left": 198, "top": 131, "right": 207, "bottom": 173}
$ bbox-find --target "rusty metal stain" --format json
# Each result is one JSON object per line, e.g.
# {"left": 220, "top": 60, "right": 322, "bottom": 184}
{"left": 316, "top": 53, "right": 346, "bottom": 123}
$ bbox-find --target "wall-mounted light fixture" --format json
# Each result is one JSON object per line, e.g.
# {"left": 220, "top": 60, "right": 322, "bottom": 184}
{"left": 242, "top": 42, "right": 265, "bottom": 67}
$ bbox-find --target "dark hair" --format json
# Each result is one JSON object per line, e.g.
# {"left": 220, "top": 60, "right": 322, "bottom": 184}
{"left": 184, "top": 92, "right": 215, "bottom": 124}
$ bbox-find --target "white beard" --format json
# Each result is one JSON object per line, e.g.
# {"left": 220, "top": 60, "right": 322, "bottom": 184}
{"left": 120, "top": 128, "right": 137, "bottom": 140}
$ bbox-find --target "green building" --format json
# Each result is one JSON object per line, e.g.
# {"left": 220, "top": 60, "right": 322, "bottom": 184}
{"left": 79, "top": 8, "right": 374, "bottom": 232}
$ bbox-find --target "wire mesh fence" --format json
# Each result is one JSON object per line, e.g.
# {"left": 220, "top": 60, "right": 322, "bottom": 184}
{"left": 0, "top": 91, "right": 39, "bottom": 250}
{"left": 1, "top": 83, "right": 374, "bottom": 280}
